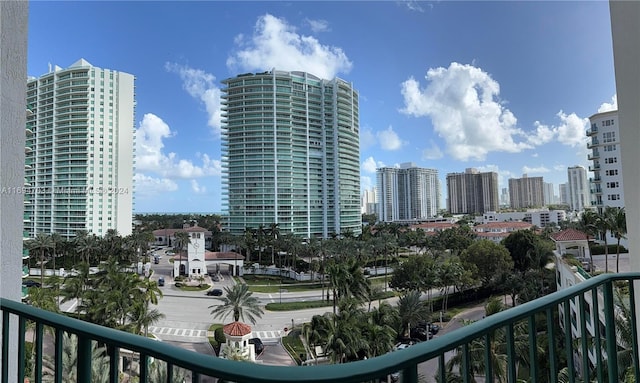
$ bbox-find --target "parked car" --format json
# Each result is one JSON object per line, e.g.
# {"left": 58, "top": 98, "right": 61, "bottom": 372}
{"left": 410, "top": 327, "right": 432, "bottom": 341}
{"left": 249, "top": 337, "right": 264, "bottom": 354}
{"left": 206, "top": 289, "right": 223, "bottom": 296}
{"left": 22, "top": 280, "right": 41, "bottom": 288}
{"left": 158, "top": 277, "right": 165, "bottom": 287}
{"left": 212, "top": 275, "right": 220, "bottom": 282}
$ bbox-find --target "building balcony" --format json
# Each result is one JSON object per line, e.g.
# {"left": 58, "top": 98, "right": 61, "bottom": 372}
{"left": 587, "top": 140, "right": 599, "bottom": 149}
{"left": 588, "top": 152, "right": 600, "bottom": 160}
{"left": 589, "top": 164, "right": 601, "bottom": 171}
{"left": 22, "top": 248, "right": 29, "bottom": 260}
{"left": 2, "top": 273, "right": 639, "bottom": 383}
{"left": 22, "top": 266, "right": 29, "bottom": 278}
{"left": 586, "top": 127, "right": 598, "bottom": 136}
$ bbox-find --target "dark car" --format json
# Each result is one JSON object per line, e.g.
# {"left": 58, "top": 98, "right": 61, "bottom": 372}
{"left": 157, "top": 277, "right": 165, "bottom": 287}
{"left": 410, "top": 327, "right": 431, "bottom": 342}
{"left": 249, "top": 337, "right": 264, "bottom": 354}
{"left": 22, "top": 280, "right": 41, "bottom": 288}
{"left": 206, "top": 289, "right": 223, "bottom": 296}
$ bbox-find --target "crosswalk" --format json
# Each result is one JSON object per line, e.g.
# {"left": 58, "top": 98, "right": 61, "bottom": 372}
{"left": 147, "top": 326, "right": 283, "bottom": 341}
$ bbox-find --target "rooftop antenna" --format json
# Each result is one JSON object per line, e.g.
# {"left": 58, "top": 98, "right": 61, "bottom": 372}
{"left": 48, "top": 62, "right": 52, "bottom": 73}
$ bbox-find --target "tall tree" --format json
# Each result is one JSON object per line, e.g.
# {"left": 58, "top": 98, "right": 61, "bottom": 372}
{"left": 598, "top": 207, "right": 615, "bottom": 273}
{"left": 396, "top": 290, "right": 430, "bottom": 337}
{"left": 460, "top": 240, "right": 514, "bottom": 287}
{"left": 578, "top": 210, "right": 599, "bottom": 272}
{"left": 209, "top": 284, "right": 264, "bottom": 324}
{"left": 608, "top": 207, "right": 627, "bottom": 273}
{"left": 28, "top": 233, "right": 54, "bottom": 286}
{"left": 173, "top": 231, "right": 191, "bottom": 277}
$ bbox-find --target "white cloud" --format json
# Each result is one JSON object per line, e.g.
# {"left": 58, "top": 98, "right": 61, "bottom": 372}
{"left": 522, "top": 166, "right": 550, "bottom": 174}
{"left": 135, "top": 113, "right": 222, "bottom": 178}
{"left": 598, "top": 94, "right": 617, "bottom": 113}
{"left": 227, "top": 14, "right": 352, "bottom": 79}
{"left": 362, "top": 156, "right": 385, "bottom": 173}
{"left": 360, "top": 126, "right": 376, "bottom": 150}
{"left": 400, "top": 62, "right": 531, "bottom": 161}
{"left": 398, "top": 0, "right": 427, "bottom": 12}
{"left": 527, "top": 121, "right": 555, "bottom": 146}
{"left": 305, "top": 18, "right": 330, "bottom": 33}
{"left": 555, "top": 111, "right": 589, "bottom": 147}
{"left": 553, "top": 164, "right": 566, "bottom": 172}
{"left": 377, "top": 126, "right": 403, "bottom": 151}
{"left": 422, "top": 140, "right": 443, "bottom": 160}
{"left": 191, "top": 180, "right": 207, "bottom": 194}
{"left": 134, "top": 173, "right": 178, "bottom": 195}
{"left": 532, "top": 153, "right": 539, "bottom": 158}
{"left": 165, "top": 63, "right": 223, "bottom": 136}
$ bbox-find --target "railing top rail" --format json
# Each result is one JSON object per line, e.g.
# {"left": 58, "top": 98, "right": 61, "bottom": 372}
{"left": 3, "top": 272, "right": 640, "bottom": 382}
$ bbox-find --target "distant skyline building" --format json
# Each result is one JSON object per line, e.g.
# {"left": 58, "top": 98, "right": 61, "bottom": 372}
{"left": 567, "top": 165, "right": 591, "bottom": 212}
{"left": 376, "top": 162, "right": 440, "bottom": 222}
{"left": 221, "top": 70, "right": 360, "bottom": 238}
{"left": 559, "top": 182, "right": 569, "bottom": 205}
{"left": 500, "top": 187, "right": 510, "bottom": 207}
{"left": 25, "top": 59, "right": 135, "bottom": 239}
{"left": 543, "top": 182, "right": 555, "bottom": 205}
{"left": 446, "top": 168, "right": 499, "bottom": 215}
{"left": 361, "top": 187, "right": 377, "bottom": 215}
{"left": 588, "top": 110, "right": 624, "bottom": 214}
{"left": 508, "top": 174, "right": 545, "bottom": 209}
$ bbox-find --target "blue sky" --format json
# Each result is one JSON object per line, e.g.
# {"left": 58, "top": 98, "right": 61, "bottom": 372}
{"left": 28, "top": 1, "right": 617, "bottom": 214}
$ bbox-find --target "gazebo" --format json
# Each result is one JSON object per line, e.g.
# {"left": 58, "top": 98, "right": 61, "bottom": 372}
{"left": 220, "top": 321, "right": 256, "bottom": 361}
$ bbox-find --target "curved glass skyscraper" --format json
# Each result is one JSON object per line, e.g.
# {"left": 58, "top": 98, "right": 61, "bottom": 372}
{"left": 221, "top": 70, "right": 360, "bottom": 238}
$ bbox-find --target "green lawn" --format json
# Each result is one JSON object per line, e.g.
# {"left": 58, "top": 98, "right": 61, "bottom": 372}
{"left": 281, "top": 329, "right": 306, "bottom": 365}
{"left": 242, "top": 275, "right": 326, "bottom": 293}
{"left": 175, "top": 283, "right": 210, "bottom": 291}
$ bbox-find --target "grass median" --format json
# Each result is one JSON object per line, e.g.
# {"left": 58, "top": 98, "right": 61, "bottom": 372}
{"left": 265, "top": 291, "right": 396, "bottom": 311}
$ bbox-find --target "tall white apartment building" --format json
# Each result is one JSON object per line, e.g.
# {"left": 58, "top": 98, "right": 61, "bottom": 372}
{"left": 567, "top": 165, "right": 591, "bottom": 212}
{"left": 377, "top": 163, "right": 440, "bottom": 223}
{"left": 361, "top": 187, "right": 377, "bottom": 215}
{"left": 25, "top": 59, "right": 135, "bottom": 239}
{"left": 559, "top": 182, "right": 569, "bottom": 206}
{"left": 221, "top": 70, "right": 361, "bottom": 238}
{"left": 587, "top": 111, "right": 624, "bottom": 213}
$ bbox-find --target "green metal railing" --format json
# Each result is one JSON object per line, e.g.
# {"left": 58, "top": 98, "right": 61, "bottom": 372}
{"left": 2, "top": 273, "right": 640, "bottom": 383}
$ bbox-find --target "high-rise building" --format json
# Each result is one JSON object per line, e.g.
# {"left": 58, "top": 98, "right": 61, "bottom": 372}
{"left": 500, "top": 187, "right": 510, "bottom": 207}
{"left": 543, "top": 182, "right": 555, "bottom": 205}
{"left": 446, "top": 168, "right": 499, "bottom": 215}
{"left": 25, "top": 59, "right": 135, "bottom": 239}
{"left": 221, "top": 70, "right": 360, "bottom": 238}
{"left": 567, "top": 165, "right": 591, "bottom": 212}
{"left": 361, "top": 187, "right": 377, "bottom": 215}
{"left": 376, "top": 163, "right": 440, "bottom": 222}
{"left": 588, "top": 111, "right": 624, "bottom": 213}
{"left": 559, "top": 182, "right": 569, "bottom": 205}
{"left": 508, "top": 174, "right": 545, "bottom": 209}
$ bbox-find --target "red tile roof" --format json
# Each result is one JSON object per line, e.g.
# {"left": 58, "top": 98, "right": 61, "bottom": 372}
{"left": 550, "top": 228, "right": 590, "bottom": 242}
{"left": 474, "top": 222, "right": 533, "bottom": 231}
{"left": 223, "top": 321, "right": 252, "bottom": 336}
{"left": 204, "top": 252, "right": 244, "bottom": 261}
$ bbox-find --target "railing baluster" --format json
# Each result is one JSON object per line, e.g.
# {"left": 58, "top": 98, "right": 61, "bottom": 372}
{"left": 546, "top": 308, "right": 557, "bottom": 382}
{"left": 107, "top": 343, "right": 119, "bottom": 383}
{"left": 2, "top": 310, "right": 9, "bottom": 383}
{"left": 603, "top": 280, "right": 618, "bottom": 383}
{"left": 192, "top": 370, "right": 201, "bottom": 383}
{"left": 578, "top": 294, "right": 589, "bottom": 382}
{"left": 528, "top": 316, "right": 538, "bottom": 382}
{"left": 34, "top": 322, "right": 43, "bottom": 383}
{"left": 592, "top": 286, "right": 603, "bottom": 382}
{"left": 76, "top": 335, "right": 92, "bottom": 382}
{"left": 438, "top": 354, "right": 445, "bottom": 383}
{"left": 140, "top": 352, "right": 149, "bottom": 383}
{"left": 563, "top": 299, "right": 574, "bottom": 383}
{"left": 403, "top": 363, "right": 418, "bottom": 383}
{"left": 628, "top": 278, "right": 640, "bottom": 381}
{"left": 483, "top": 333, "right": 492, "bottom": 382}
{"left": 462, "top": 343, "right": 470, "bottom": 383}
{"left": 506, "top": 323, "right": 516, "bottom": 383}
{"left": 167, "top": 362, "right": 174, "bottom": 383}
{"left": 18, "top": 317, "right": 26, "bottom": 383}
{"left": 54, "top": 329, "right": 63, "bottom": 383}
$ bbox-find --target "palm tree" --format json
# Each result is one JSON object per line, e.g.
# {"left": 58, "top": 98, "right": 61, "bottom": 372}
{"left": 173, "top": 231, "right": 191, "bottom": 277}
{"left": 396, "top": 290, "right": 430, "bottom": 337}
{"left": 42, "top": 333, "right": 110, "bottom": 383}
{"left": 148, "top": 360, "right": 187, "bottom": 383}
{"left": 598, "top": 207, "right": 616, "bottom": 273}
{"left": 208, "top": 284, "right": 264, "bottom": 324}
{"left": 127, "top": 301, "right": 165, "bottom": 336}
{"left": 28, "top": 233, "right": 54, "bottom": 286}
{"left": 578, "top": 210, "right": 599, "bottom": 272}
{"left": 60, "top": 262, "right": 90, "bottom": 318}
{"left": 608, "top": 207, "right": 627, "bottom": 273}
